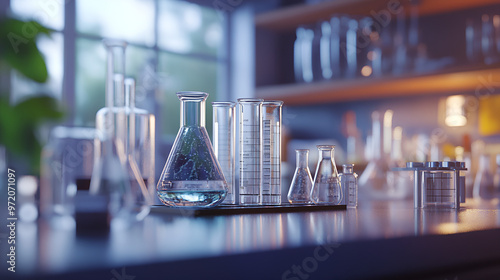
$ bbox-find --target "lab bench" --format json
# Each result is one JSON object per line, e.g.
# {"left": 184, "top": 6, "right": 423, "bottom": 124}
{"left": 5, "top": 198, "right": 500, "bottom": 280}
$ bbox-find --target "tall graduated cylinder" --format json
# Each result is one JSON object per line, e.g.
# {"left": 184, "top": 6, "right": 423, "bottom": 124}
{"left": 238, "top": 98, "right": 263, "bottom": 205}
{"left": 212, "top": 102, "right": 236, "bottom": 205}
{"left": 261, "top": 101, "right": 283, "bottom": 205}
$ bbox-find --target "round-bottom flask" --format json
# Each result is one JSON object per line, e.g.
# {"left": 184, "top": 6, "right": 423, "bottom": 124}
{"left": 157, "top": 92, "right": 227, "bottom": 207}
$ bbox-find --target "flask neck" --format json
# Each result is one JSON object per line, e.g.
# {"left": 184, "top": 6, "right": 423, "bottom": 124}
{"left": 178, "top": 92, "right": 208, "bottom": 127}
{"left": 296, "top": 150, "right": 309, "bottom": 168}
{"left": 343, "top": 164, "right": 354, "bottom": 174}
{"left": 317, "top": 146, "right": 334, "bottom": 160}
{"left": 104, "top": 40, "right": 127, "bottom": 109}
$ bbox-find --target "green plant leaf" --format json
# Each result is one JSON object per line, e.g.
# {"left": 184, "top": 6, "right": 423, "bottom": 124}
{"left": 0, "top": 18, "right": 52, "bottom": 82}
{"left": 0, "top": 96, "right": 64, "bottom": 174}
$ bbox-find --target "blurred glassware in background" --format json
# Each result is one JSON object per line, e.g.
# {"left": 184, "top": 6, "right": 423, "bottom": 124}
{"left": 474, "top": 154, "right": 496, "bottom": 199}
{"left": 89, "top": 39, "right": 134, "bottom": 227}
{"left": 40, "top": 127, "right": 95, "bottom": 228}
{"left": 466, "top": 13, "right": 500, "bottom": 64}
{"left": 358, "top": 111, "right": 390, "bottom": 199}
{"left": 294, "top": 26, "right": 314, "bottom": 83}
{"left": 288, "top": 149, "right": 313, "bottom": 204}
{"left": 157, "top": 92, "right": 227, "bottom": 208}
{"left": 340, "top": 164, "right": 358, "bottom": 208}
{"left": 311, "top": 145, "right": 342, "bottom": 205}
{"left": 493, "top": 154, "right": 500, "bottom": 198}
{"left": 212, "top": 102, "right": 237, "bottom": 205}
{"left": 342, "top": 111, "right": 364, "bottom": 164}
{"left": 123, "top": 78, "right": 156, "bottom": 217}
{"left": 261, "top": 101, "right": 284, "bottom": 205}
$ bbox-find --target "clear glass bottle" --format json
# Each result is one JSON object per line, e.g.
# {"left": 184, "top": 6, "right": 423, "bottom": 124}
{"left": 261, "top": 100, "right": 283, "bottom": 205}
{"left": 288, "top": 149, "right": 313, "bottom": 204}
{"left": 340, "top": 164, "right": 358, "bottom": 208}
{"left": 157, "top": 92, "right": 227, "bottom": 207}
{"left": 473, "top": 154, "right": 495, "bottom": 199}
{"left": 310, "top": 145, "right": 342, "bottom": 205}
{"left": 212, "top": 101, "right": 236, "bottom": 205}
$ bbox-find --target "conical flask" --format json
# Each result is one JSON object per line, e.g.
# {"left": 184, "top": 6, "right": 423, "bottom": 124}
{"left": 288, "top": 149, "right": 313, "bottom": 204}
{"left": 89, "top": 39, "right": 133, "bottom": 224}
{"left": 157, "top": 91, "right": 227, "bottom": 207}
{"left": 310, "top": 145, "right": 342, "bottom": 205}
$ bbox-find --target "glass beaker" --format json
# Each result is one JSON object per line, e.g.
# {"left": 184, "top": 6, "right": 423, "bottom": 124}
{"left": 261, "top": 100, "right": 283, "bottom": 205}
{"left": 288, "top": 149, "right": 313, "bottom": 204}
{"left": 311, "top": 145, "right": 342, "bottom": 205}
{"left": 238, "top": 98, "right": 263, "bottom": 205}
{"left": 157, "top": 91, "right": 227, "bottom": 207}
{"left": 40, "top": 126, "right": 96, "bottom": 228}
{"left": 212, "top": 101, "right": 236, "bottom": 205}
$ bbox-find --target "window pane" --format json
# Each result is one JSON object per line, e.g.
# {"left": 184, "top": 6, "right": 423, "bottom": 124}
{"left": 76, "top": 0, "right": 155, "bottom": 46}
{"left": 158, "top": 0, "right": 224, "bottom": 57}
{"left": 158, "top": 52, "right": 219, "bottom": 137}
{"left": 10, "top": 0, "right": 65, "bottom": 31}
{"left": 11, "top": 33, "right": 63, "bottom": 103}
{"left": 75, "top": 38, "right": 156, "bottom": 126}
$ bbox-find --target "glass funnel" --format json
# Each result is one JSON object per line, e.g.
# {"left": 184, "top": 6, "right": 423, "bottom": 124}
{"left": 310, "top": 145, "right": 342, "bottom": 205}
{"left": 288, "top": 149, "right": 313, "bottom": 204}
{"left": 157, "top": 91, "right": 227, "bottom": 207}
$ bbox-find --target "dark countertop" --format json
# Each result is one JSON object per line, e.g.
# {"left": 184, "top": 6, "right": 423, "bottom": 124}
{"left": 7, "top": 198, "right": 500, "bottom": 279}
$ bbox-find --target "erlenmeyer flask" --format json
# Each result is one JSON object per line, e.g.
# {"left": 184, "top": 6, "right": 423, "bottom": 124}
{"left": 157, "top": 91, "right": 227, "bottom": 207}
{"left": 310, "top": 145, "right": 342, "bottom": 205}
{"left": 288, "top": 149, "right": 313, "bottom": 204}
{"left": 89, "top": 39, "right": 133, "bottom": 224}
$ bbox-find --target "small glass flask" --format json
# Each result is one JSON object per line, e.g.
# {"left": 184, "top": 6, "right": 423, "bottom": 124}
{"left": 157, "top": 92, "right": 227, "bottom": 207}
{"left": 340, "top": 164, "right": 358, "bottom": 208}
{"left": 310, "top": 145, "right": 342, "bottom": 205}
{"left": 288, "top": 149, "right": 313, "bottom": 204}
{"left": 474, "top": 154, "right": 496, "bottom": 199}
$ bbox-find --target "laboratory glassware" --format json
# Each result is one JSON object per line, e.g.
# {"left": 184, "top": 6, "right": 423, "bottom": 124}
{"left": 288, "top": 149, "right": 313, "bottom": 204}
{"left": 261, "top": 100, "right": 283, "bottom": 205}
{"left": 473, "top": 154, "right": 496, "bottom": 199}
{"left": 319, "top": 21, "right": 333, "bottom": 80}
{"left": 358, "top": 111, "right": 390, "bottom": 199}
{"left": 157, "top": 92, "right": 227, "bottom": 208}
{"left": 294, "top": 27, "right": 305, "bottom": 83}
{"left": 311, "top": 145, "right": 342, "bottom": 205}
{"left": 212, "top": 101, "right": 236, "bottom": 205}
{"left": 401, "top": 161, "right": 466, "bottom": 209}
{"left": 493, "top": 154, "right": 500, "bottom": 197}
{"left": 89, "top": 39, "right": 133, "bottom": 224}
{"left": 40, "top": 126, "right": 96, "bottom": 227}
{"left": 340, "top": 164, "right": 358, "bottom": 208}
{"left": 238, "top": 98, "right": 264, "bottom": 205}
{"left": 124, "top": 78, "right": 156, "bottom": 215}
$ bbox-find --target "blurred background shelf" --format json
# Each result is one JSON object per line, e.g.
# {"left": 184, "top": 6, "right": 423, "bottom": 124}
{"left": 255, "top": 0, "right": 500, "bottom": 31}
{"left": 255, "top": 66, "right": 500, "bottom": 105}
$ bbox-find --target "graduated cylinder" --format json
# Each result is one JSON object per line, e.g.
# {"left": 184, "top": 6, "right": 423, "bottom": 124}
{"left": 261, "top": 101, "right": 283, "bottom": 205}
